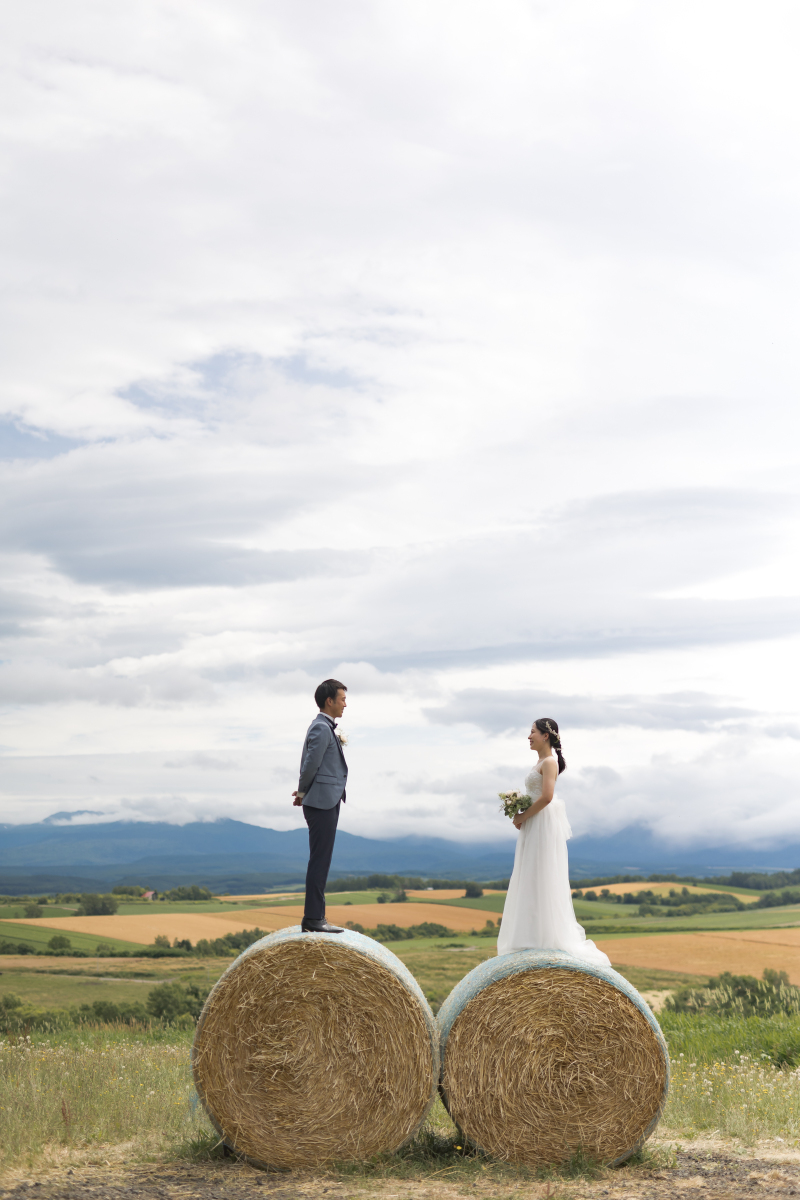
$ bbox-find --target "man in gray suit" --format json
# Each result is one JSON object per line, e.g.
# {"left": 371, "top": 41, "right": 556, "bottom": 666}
{"left": 292, "top": 678, "right": 348, "bottom": 933}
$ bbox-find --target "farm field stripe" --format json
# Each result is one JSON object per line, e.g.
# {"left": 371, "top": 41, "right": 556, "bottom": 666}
{"left": 0, "top": 919, "right": 146, "bottom": 953}
{"left": 0, "top": 911, "right": 295, "bottom": 943}
{"left": 269, "top": 902, "right": 501, "bottom": 932}
{"left": 693, "top": 928, "right": 800, "bottom": 947}
{"left": 597, "top": 931, "right": 800, "bottom": 983}
{"left": 588, "top": 881, "right": 757, "bottom": 902}
{"left": 0, "top": 901, "right": 498, "bottom": 942}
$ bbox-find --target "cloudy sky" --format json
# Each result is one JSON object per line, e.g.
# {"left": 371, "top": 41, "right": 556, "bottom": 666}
{"left": 2, "top": 1, "right": 799, "bottom": 849}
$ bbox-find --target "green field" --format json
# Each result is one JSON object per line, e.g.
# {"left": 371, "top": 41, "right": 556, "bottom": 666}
{"left": 0, "top": 904, "right": 79, "bottom": 919}
{"left": 577, "top": 904, "right": 800, "bottom": 934}
{"left": 397, "top": 887, "right": 800, "bottom": 938}
{"left": 0, "top": 920, "right": 145, "bottom": 954}
{"left": 0, "top": 940, "right": 706, "bottom": 1019}
{"left": 416, "top": 893, "right": 506, "bottom": 913}
{"left": 0, "top": 968, "right": 157, "bottom": 1009}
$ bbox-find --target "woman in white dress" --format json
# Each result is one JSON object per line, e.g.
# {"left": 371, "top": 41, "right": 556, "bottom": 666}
{"left": 497, "top": 717, "right": 610, "bottom": 966}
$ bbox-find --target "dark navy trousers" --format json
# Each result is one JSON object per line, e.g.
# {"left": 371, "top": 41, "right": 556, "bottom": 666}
{"left": 302, "top": 800, "right": 340, "bottom": 920}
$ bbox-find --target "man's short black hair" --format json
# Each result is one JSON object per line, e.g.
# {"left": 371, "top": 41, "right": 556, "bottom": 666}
{"left": 315, "top": 678, "right": 347, "bottom": 710}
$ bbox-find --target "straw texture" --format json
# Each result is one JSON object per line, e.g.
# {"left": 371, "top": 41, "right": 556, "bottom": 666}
{"left": 192, "top": 926, "right": 439, "bottom": 1168}
{"left": 438, "top": 950, "right": 669, "bottom": 1167}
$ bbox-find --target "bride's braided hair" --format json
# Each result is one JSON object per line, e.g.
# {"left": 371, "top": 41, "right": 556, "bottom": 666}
{"left": 534, "top": 717, "right": 566, "bottom": 775}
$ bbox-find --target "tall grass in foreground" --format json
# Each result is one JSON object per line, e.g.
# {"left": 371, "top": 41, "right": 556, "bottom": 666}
{"left": 666, "top": 1053, "right": 800, "bottom": 1144}
{"left": 0, "top": 1030, "right": 213, "bottom": 1170}
{"left": 660, "top": 1011, "right": 800, "bottom": 1067}
{"left": 5, "top": 1021, "right": 800, "bottom": 1172}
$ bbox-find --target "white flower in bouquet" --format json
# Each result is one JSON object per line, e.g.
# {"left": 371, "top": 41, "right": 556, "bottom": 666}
{"left": 498, "top": 790, "right": 532, "bottom": 819}
{"left": 336, "top": 730, "right": 348, "bottom": 746}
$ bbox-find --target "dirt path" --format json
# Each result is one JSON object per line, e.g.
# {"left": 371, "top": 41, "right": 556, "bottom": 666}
{"left": 3, "top": 1148, "right": 800, "bottom": 1200}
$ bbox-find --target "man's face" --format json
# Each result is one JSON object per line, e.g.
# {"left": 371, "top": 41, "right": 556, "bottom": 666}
{"left": 324, "top": 689, "right": 347, "bottom": 719}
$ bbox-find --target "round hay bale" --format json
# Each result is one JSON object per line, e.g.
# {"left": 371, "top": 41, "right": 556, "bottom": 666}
{"left": 192, "top": 926, "right": 439, "bottom": 1168}
{"left": 438, "top": 949, "right": 669, "bottom": 1167}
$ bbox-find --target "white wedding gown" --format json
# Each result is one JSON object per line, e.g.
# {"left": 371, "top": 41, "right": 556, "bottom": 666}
{"left": 497, "top": 757, "right": 611, "bottom": 966}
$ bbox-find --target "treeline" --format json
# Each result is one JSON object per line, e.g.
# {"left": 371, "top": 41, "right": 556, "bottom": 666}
{"left": 1, "top": 920, "right": 501, "bottom": 962}
{"left": 342, "top": 919, "right": 499, "bottom": 941}
{"left": 0, "top": 885, "right": 214, "bottom": 905}
{"left": 0, "top": 938, "right": 191, "bottom": 959}
{"left": 325, "top": 874, "right": 510, "bottom": 892}
{"left": 569, "top": 869, "right": 800, "bottom": 891}
{"left": 153, "top": 927, "right": 267, "bottom": 957}
{"left": 572, "top": 885, "right": 748, "bottom": 917}
{"left": 753, "top": 888, "right": 800, "bottom": 909}
{"left": 573, "top": 883, "right": 800, "bottom": 917}
{"left": 726, "top": 869, "right": 800, "bottom": 891}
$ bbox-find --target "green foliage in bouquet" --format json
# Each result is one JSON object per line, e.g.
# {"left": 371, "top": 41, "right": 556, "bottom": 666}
{"left": 498, "top": 791, "right": 531, "bottom": 819}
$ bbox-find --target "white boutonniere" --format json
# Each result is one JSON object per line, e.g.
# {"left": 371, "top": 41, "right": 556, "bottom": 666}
{"left": 336, "top": 730, "right": 348, "bottom": 746}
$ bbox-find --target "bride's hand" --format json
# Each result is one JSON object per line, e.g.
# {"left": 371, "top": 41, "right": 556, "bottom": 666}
{"left": 512, "top": 812, "right": 525, "bottom": 830}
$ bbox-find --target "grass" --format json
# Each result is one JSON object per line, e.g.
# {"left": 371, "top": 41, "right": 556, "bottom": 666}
{"left": 0, "top": 1026, "right": 210, "bottom": 1171}
{"left": 666, "top": 1054, "right": 800, "bottom": 1144}
{"left": 8, "top": 945, "right": 800, "bottom": 1173}
{"left": 660, "top": 1011, "right": 800, "bottom": 1066}
{"left": 613, "top": 965, "right": 708, "bottom": 991}
{"left": 573, "top": 907, "right": 800, "bottom": 936}
{"left": 392, "top": 890, "right": 800, "bottom": 936}
{"left": 390, "top": 943, "right": 496, "bottom": 1011}
{"left": 0, "top": 970, "right": 158, "bottom": 1010}
{"left": 0, "top": 906, "right": 78, "bottom": 919}
{"left": 260, "top": 890, "right": 391, "bottom": 907}
{"left": 416, "top": 893, "right": 507, "bottom": 913}
{"left": 0, "top": 921, "right": 145, "bottom": 955}
{"left": 115, "top": 900, "right": 258, "bottom": 914}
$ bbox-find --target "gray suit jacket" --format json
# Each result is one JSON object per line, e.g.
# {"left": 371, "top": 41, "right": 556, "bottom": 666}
{"left": 298, "top": 713, "right": 348, "bottom": 810}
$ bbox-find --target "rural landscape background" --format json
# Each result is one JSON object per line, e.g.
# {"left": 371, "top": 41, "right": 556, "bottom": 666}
{"left": 6, "top": 852, "right": 800, "bottom": 1188}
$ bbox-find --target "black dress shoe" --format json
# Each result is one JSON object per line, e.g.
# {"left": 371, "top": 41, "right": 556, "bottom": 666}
{"left": 301, "top": 917, "right": 344, "bottom": 933}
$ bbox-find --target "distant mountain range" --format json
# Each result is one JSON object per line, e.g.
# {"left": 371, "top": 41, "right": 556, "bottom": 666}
{"left": 0, "top": 816, "right": 798, "bottom": 894}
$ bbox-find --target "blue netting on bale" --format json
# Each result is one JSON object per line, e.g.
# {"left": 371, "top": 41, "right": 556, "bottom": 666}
{"left": 193, "top": 926, "right": 439, "bottom": 1169}
{"left": 438, "top": 949, "right": 669, "bottom": 1167}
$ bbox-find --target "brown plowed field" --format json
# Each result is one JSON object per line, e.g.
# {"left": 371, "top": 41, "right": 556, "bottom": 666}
{"left": 1, "top": 910, "right": 295, "bottom": 944}
{"left": 596, "top": 929, "right": 800, "bottom": 982}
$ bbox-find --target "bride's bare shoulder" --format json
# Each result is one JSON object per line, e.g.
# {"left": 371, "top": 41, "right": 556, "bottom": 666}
{"left": 540, "top": 756, "right": 558, "bottom": 775}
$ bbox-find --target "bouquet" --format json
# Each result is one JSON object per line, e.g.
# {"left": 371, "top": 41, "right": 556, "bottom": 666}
{"left": 499, "top": 791, "right": 532, "bottom": 819}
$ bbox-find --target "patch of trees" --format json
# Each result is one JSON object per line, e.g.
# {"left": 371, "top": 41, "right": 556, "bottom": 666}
{"left": 182, "top": 927, "right": 268, "bottom": 957}
{"left": 666, "top": 969, "right": 800, "bottom": 1020}
{"left": 160, "top": 885, "right": 213, "bottom": 901}
{"left": 0, "top": 940, "right": 37, "bottom": 955}
{"left": 753, "top": 888, "right": 800, "bottom": 908}
{"left": 76, "top": 893, "right": 119, "bottom": 915}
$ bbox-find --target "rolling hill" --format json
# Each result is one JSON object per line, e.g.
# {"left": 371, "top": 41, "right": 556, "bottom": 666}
{"left": 1, "top": 816, "right": 798, "bottom": 894}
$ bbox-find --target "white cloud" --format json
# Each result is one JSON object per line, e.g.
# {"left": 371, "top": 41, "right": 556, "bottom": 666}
{"left": 1, "top": 1, "right": 799, "bottom": 855}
